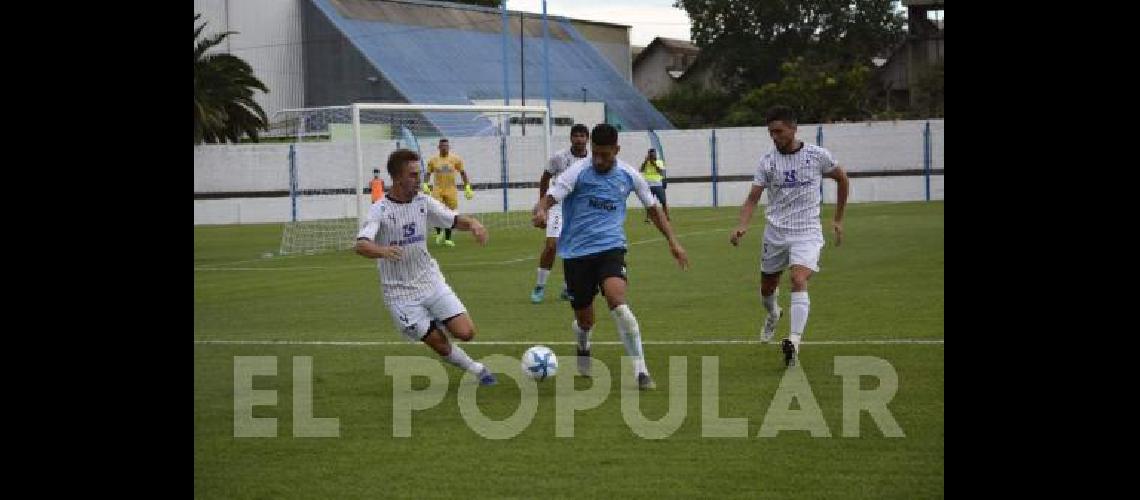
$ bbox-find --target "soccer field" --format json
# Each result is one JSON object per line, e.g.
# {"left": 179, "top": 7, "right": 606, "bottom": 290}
{"left": 194, "top": 202, "right": 944, "bottom": 499}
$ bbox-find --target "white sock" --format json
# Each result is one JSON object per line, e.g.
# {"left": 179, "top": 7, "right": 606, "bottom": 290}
{"left": 572, "top": 320, "right": 592, "bottom": 351}
{"left": 611, "top": 305, "right": 648, "bottom": 375}
{"left": 443, "top": 344, "right": 484, "bottom": 374}
{"left": 790, "top": 291, "right": 810, "bottom": 349}
{"left": 536, "top": 268, "right": 550, "bottom": 287}
{"left": 762, "top": 288, "right": 779, "bottom": 313}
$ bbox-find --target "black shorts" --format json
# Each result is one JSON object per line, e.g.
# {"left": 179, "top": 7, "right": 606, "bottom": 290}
{"left": 562, "top": 248, "right": 627, "bottom": 310}
{"left": 649, "top": 185, "right": 667, "bottom": 205}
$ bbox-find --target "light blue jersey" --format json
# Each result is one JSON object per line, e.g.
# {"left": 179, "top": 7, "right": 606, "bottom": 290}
{"left": 548, "top": 158, "right": 658, "bottom": 259}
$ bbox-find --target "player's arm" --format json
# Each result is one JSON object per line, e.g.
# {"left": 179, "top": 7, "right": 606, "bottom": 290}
{"left": 422, "top": 163, "right": 433, "bottom": 193}
{"left": 354, "top": 237, "right": 402, "bottom": 260}
{"left": 452, "top": 215, "right": 488, "bottom": 246}
{"left": 730, "top": 184, "right": 765, "bottom": 246}
{"left": 631, "top": 166, "right": 687, "bottom": 269}
{"left": 533, "top": 162, "right": 581, "bottom": 227}
{"left": 460, "top": 169, "right": 474, "bottom": 199}
{"left": 538, "top": 171, "right": 552, "bottom": 200}
{"left": 454, "top": 158, "right": 473, "bottom": 199}
{"left": 532, "top": 194, "right": 557, "bottom": 229}
{"left": 824, "top": 164, "right": 849, "bottom": 246}
{"left": 647, "top": 205, "right": 687, "bottom": 270}
{"left": 353, "top": 214, "right": 402, "bottom": 259}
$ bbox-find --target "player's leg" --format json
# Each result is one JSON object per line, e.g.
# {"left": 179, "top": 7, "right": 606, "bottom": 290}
{"left": 432, "top": 190, "right": 445, "bottom": 244}
{"left": 531, "top": 237, "right": 557, "bottom": 303}
{"left": 564, "top": 255, "right": 598, "bottom": 376}
{"left": 429, "top": 289, "right": 497, "bottom": 385}
{"left": 532, "top": 205, "right": 563, "bottom": 303}
{"left": 783, "top": 239, "right": 823, "bottom": 366}
{"left": 549, "top": 205, "right": 570, "bottom": 300}
{"left": 421, "top": 326, "right": 495, "bottom": 386}
{"left": 597, "top": 250, "right": 653, "bottom": 390}
{"left": 442, "top": 191, "right": 458, "bottom": 245}
{"left": 389, "top": 299, "right": 491, "bottom": 383}
{"left": 760, "top": 240, "right": 789, "bottom": 343}
{"left": 651, "top": 186, "right": 670, "bottom": 221}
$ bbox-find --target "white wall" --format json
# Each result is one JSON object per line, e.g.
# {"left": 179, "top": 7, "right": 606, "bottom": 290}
{"left": 195, "top": 120, "right": 945, "bottom": 225}
{"left": 194, "top": 176, "right": 944, "bottom": 225}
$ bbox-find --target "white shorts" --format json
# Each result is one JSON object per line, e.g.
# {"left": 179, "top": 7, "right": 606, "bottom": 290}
{"left": 761, "top": 237, "right": 824, "bottom": 274}
{"left": 545, "top": 203, "right": 563, "bottom": 239}
{"left": 385, "top": 284, "right": 467, "bottom": 342}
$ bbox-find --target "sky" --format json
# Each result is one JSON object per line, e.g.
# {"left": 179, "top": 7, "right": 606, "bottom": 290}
{"left": 505, "top": 0, "right": 693, "bottom": 47}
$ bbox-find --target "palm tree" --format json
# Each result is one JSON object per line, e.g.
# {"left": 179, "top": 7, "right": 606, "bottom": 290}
{"left": 194, "top": 14, "right": 269, "bottom": 144}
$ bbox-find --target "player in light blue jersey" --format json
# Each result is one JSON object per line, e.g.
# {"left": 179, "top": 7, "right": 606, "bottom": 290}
{"left": 532, "top": 124, "right": 689, "bottom": 390}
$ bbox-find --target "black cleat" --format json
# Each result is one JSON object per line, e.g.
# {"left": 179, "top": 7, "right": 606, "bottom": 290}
{"left": 781, "top": 338, "right": 797, "bottom": 367}
{"left": 637, "top": 372, "right": 656, "bottom": 390}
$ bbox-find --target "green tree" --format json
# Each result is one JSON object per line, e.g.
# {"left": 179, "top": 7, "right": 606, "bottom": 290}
{"left": 674, "top": 0, "right": 904, "bottom": 89}
{"left": 910, "top": 61, "right": 943, "bottom": 118}
{"left": 651, "top": 84, "right": 736, "bottom": 129}
{"left": 724, "top": 58, "right": 873, "bottom": 125}
{"left": 194, "top": 13, "right": 269, "bottom": 145}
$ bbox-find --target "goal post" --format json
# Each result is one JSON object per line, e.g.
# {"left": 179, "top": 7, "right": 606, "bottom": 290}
{"left": 275, "top": 103, "right": 551, "bottom": 255}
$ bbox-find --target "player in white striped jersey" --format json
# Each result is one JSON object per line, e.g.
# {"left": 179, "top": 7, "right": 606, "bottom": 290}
{"left": 530, "top": 123, "right": 591, "bottom": 304}
{"left": 354, "top": 149, "right": 497, "bottom": 385}
{"left": 730, "top": 105, "right": 850, "bottom": 367}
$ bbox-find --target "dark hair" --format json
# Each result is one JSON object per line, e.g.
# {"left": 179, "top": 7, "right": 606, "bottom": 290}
{"left": 591, "top": 123, "right": 618, "bottom": 146}
{"left": 570, "top": 123, "right": 589, "bottom": 136}
{"left": 765, "top": 105, "right": 797, "bottom": 126}
{"left": 387, "top": 149, "right": 420, "bottom": 178}
{"left": 439, "top": 138, "right": 449, "bottom": 143}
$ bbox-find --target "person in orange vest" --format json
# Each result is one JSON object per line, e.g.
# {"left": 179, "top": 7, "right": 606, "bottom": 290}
{"left": 370, "top": 168, "right": 386, "bottom": 203}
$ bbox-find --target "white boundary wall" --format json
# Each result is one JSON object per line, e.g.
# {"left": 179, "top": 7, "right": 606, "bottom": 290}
{"left": 195, "top": 120, "right": 944, "bottom": 225}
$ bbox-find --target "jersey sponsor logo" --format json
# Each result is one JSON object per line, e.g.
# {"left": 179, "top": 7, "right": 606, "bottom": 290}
{"left": 389, "top": 234, "right": 426, "bottom": 246}
{"left": 588, "top": 196, "right": 617, "bottom": 211}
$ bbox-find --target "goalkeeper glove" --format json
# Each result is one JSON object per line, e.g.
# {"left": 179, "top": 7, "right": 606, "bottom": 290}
{"left": 464, "top": 184, "right": 474, "bottom": 200}
{"left": 422, "top": 183, "right": 432, "bottom": 194}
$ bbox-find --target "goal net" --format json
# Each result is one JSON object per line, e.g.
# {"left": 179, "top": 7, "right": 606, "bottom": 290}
{"left": 274, "top": 103, "right": 550, "bottom": 255}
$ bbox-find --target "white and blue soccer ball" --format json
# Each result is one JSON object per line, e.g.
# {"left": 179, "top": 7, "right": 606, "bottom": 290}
{"left": 521, "top": 345, "right": 558, "bottom": 381}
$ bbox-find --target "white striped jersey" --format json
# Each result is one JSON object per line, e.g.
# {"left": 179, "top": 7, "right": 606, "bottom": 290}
{"left": 546, "top": 148, "right": 591, "bottom": 186}
{"left": 356, "top": 193, "right": 457, "bottom": 304}
{"left": 753, "top": 142, "right": 837, "bottom": 242}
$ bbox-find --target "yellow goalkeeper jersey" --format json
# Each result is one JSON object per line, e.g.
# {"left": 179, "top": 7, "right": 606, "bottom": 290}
{"left": 427, "top": 154, "right": 465, "bottom": 191}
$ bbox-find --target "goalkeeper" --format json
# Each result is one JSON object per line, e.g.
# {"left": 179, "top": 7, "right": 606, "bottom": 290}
{"left": 423, "top": 138, "right": 474, "bottom": 247}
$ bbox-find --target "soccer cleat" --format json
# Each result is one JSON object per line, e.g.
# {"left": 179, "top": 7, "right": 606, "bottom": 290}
{"left": 760, "top": 306, "right": 782, "bottom": 343}
{"left": 559, "top": 286, "right": 572, "bottom": 301}
{"left": 781, "top": 338, "right": 797, "bottom": 367}
{"left": 637, "top": 372, "right": 656, "bottom": 390}
{"left": 444, "top": 239, "right": 455, "bottom": 247}
{"left": 477, "top": 367, "right": 498, "bottom": 386}
{"left": 435, "top": 232, "right": 445, "bottom": 245}
{"left": 576, "top": 347, "right": 591, "bottom": 377}
{"left": 530, "top": 285, "right": 546, "bottom": 304}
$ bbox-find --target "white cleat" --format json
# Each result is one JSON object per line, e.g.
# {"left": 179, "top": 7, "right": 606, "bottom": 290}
{"left": 760, "top": 307, "right": 782, "bottom": 343}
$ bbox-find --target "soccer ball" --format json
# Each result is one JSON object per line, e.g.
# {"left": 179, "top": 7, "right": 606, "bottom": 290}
{"left": 521, "top": 345, "right": 558, "bottom": 381}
